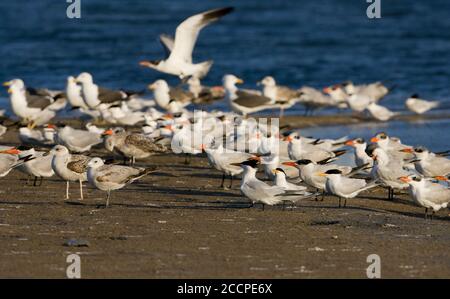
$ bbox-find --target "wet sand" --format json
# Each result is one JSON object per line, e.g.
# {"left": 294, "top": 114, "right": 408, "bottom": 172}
{"left": 0, "top": 122, "right": 450, "bottom": 279}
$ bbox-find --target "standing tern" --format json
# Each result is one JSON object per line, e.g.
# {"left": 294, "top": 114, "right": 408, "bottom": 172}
{"left": 140, "top": 7, "right": 234, "bottom": 79}
{"left": 405, "top": 94, "right": 440, "bottom": 115}
{"left": 231, "top": 159, "right": 315, "bottom": 209}
{"left": 87, "top": 158, "right": 157, "bottom": 207}
{"left": 17, "top": 145, "right": 54, "bottom": 186}
{"left": 345, "top": 138, "right": 373, "bottom": 169}
{"left": 318, "top": 169, "right": 378, "bottom": 208}
{"left": 399, "top": 176, "right": 450, "bottom": 219}
{"left": 400, "top": 147, "right": 450, "bottom": 177}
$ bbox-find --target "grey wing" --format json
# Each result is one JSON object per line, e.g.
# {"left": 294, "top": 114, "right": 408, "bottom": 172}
{"left": 96, "top": 165, "right": 142, "bottom": 184}
{"left": 25, "top": 93, "right": 53, "bottom": 109}
{"left": 426, "top": 184, "right": 450, "bottom": 204}
{"left": 169, "top": 87, "right": 194, "bottom": 103}
{"left": 126, "top": 134, "right": 167, "bottom": 152}
{"left": 233, "top": 91, "right": 272, "bottom": 108}
{"left": 159, "top": 34, "right": 174, "bottom": 58}
{"left": 98, "top": 87, "right": 127, "bottom": 103}
{"left": 338, "top": 177, "right": 367, "bottom": 194}
{"left": 67, "top": 155, "right": 90, "bottom": 173}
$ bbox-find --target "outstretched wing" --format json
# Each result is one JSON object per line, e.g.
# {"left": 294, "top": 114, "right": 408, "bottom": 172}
{"left": 169, "top": 7, "right": 234, "bottom": 63}
{"left": 159, "top": 34, "right": 175, "bottom": 58}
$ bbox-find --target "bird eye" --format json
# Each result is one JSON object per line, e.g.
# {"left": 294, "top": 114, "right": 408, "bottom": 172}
{"left": 380, "top": 135, "right": 386, "bottom": 139}
{"left": 415, "top": 148, "right": 423, "bottom": 153}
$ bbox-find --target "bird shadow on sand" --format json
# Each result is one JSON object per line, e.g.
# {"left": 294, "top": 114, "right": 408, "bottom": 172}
{"left": 144, "top": 186, "right": 243, "bottom": 198}
{"left": 377, "top": 208, "right": 450, "bottom": 222}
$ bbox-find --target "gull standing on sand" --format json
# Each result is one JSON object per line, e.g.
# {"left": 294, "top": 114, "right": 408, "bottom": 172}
{"left": 140, "top": 7, "right": 234, "bottom": 79}
{"left": 399, "top": 176, "right": 450, "bottom": 219}
{"left": 405, "top": 94, "right": 440, "bottom": 115}
{"left": 318, "top": 169, "right": 378, "bottom": 208}
{"left": 258, "top": 76, "right": 301, "bottom": 117}
{"left": 76, "top": 72, "right": 137, "bottom": 109}
{"left": 223, "top": 75, "right": 284, "bottom": 117}
{"left": 48, "top": 145, "right": 90, "bottom": 200}
{"left": 103, "top": 129, "right": 167, "bottom": 164}
{"left": 87, "top": 158, "right": 157, "bottom": 207}
{"left": 3, "top": 79, "right": 66, "bottom": 128}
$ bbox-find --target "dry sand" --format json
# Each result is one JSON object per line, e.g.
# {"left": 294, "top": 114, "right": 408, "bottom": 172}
{"left": 0, "top": 119, "right": 449, "bottom": 279}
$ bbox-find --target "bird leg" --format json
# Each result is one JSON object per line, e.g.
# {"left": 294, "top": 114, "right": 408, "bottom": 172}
{"left": 321, "top": 191, "right": 325, "bottom": 202}
{"left": 184, "top": 154, "right": 190, "bottom": 165}
{"left": 431, "top": 211, "right": 435, "bottom": 221}
{"left": 343, "top": 198, "right": 347, "bottom": 208}
{"left": 338, "top": 197, "right": 342, "bottom": 208}
{"left": 424, "top": 208, "right": 428, "bottom": 220}
{"left": 66, "top": 181, "right": 70, "bottom": 200}
{"left": 33, "top": 176, "right": 38, "bottom": 187}
{"left": 228, "top": 175, "right": 233, "bottom": 189}
{"left": 39, "top": 177, "right": 44, "bottom": 187}
{"left": 79, "top": 179, "right": 84, "bottom": 200}
{"left": 220, "top": 174, "right": 225, "bottom": 188}
{"left": 262, "top": 204, "right": 265, "bottom": 211}
{"left": 106, "top": 190, "right": 111, "bottom": 207}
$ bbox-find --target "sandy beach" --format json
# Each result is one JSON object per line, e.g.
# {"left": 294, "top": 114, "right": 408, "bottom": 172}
{"left": 0, "top": 120, "right": 449, "bottom": 279}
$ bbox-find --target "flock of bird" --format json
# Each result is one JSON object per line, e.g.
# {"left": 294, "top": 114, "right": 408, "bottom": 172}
{"left": 0, "top": 7, "right": 449, "bottom": 219}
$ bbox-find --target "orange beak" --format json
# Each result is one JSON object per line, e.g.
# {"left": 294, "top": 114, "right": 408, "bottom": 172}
{"left": 211, "top": 86, "right": 225, "bottom": 92}
{"left": 345, "top": 140, "right": 355, "bottom": 146}
{"left": 0, "top": 148, "right": 20, "bottom": 155}
{"left": 282, "top": 161, "right": 297, "bottom": 167}
{"left": 284, "top": 136, "right": 293, "bottom": 142}
{"left": 370, "top": 137, "right": 379, "bottom": 143}
{"left": 46, "top": 124, "right": 56, "bottom": 129}
{"left": 434, "top": 176, "right": 448, "bottom": 182}
{"left": 400, "top": 148, "right": 413, "bottom": 153}
{"left": 398, "top": 176, "right": 411, "bottom": 183}
{"left": 139, "top": 61, "right": 152, "bottom": 67}
{"left": 323, "top": 87, "right": 331, "bottom": 94}
{"left": 102, "top": 129, "right": 114, "bottom": 136}
{"left": 164, "top": 125, "right": 173, "bottom": 131}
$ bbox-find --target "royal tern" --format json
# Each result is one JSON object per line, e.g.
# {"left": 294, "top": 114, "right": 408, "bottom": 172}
{"left": 48, "top": 145, "right": 90, "bottom": 200}
{"left": 399, "top": 176, "right": 450, "bottom": 219}
{"left": 286, "top": 133, "right": 346, "bottom": 163}
{"left": 345, "top": 138, "right": 373, "bottom": 168}
{"left": 366, "top": 102, "right": 398, "bottom": 121}
{"left": 231, "top": 159, "right": 314, "bottom": 209}
{"left": 405, "top": 94, "right": 440, "bottom": 115}
{"left": 272, "top": 168, "right": 307, "bottom": 192}
{"left": 368, "top": 147, "right": 412, "bottom": 200}
{"left": 318, "top": 169, "right": 378, "bottom": 208}
{"left": 282, "top": 159, "right": 353, "bottom": 194}
{"left": 0, "top": 148, "right": 22, "bottom": 177}
{"left": 17, "top": 145, "right": 54, "bottom": 186}
{"left": 202, "top": 143, "right": 253, "bottom": 189}
{"left": 140, "top": 7, "right": 234, "bottom": 79}
{"left": 87, "top": 157, "right": 157, "bottom": 207}
{"left": 400, "top": 147, "right": 450, "bottom": 177}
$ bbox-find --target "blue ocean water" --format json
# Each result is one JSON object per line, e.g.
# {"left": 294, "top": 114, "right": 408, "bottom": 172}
{"left": 0, "top": 0, "right": 449, "bottom": 149}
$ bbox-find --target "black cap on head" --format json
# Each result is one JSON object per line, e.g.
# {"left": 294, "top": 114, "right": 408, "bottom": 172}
{"left": 325, "top": 169, "right": 342, "bottom": 175}
{"left": 16, "top": 145, "right": 33, "bottom": 151}
{"left": 365, "top": 143, "right": 378, "bottom": 157}
{"left": 241, "top": 159, "right": 259, "bottom": 168}
{"left": 296, "top": 159, "right": 313, "bottom": 165}
{"left": 275, "top": 168, "right": 286, "bottom": 175}
{"left": 355, "top": 138, "right": 365, "bottom": 144}
{"left": 410, "top": 94, "right": 419, "bottom": 99}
